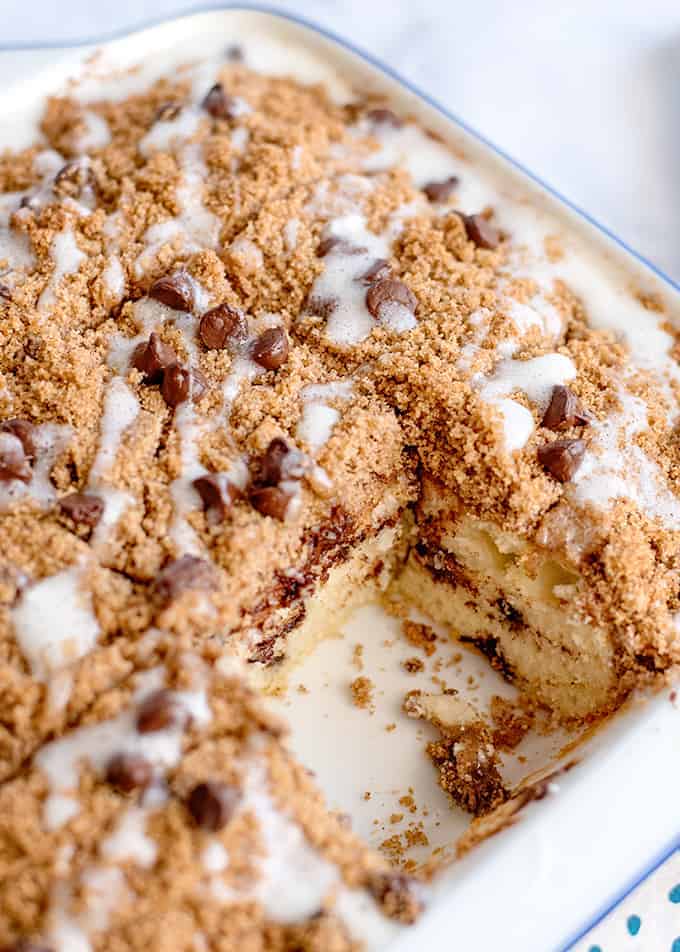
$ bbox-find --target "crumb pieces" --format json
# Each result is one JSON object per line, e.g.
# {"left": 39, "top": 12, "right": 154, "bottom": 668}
{"left": 350, "top": 676, "right": 375, "bottom": 711}
{"left": 490, "top": 694, "right": 534, "bottom": 750}
{"left": 390, "top": 813, "right": 404, "bottom": 824}
{"left": 402, "top": 620, "right": 437, "bottom": 656}
{"left": 402, "top": 656, "right": 424, "bottom": 674}
{"left": 398, "top": 795, "right": 417, "bottom": 814}
{"left": 385, "top": 722, "right": 396, "bottom": 732}
{"left": 351, "top": 643, "right": 364, "bottom": 671}
{"left": 296, "top": 683, "right": 309, "bottom": 694}
{"left": 363, "top": 791, "right": 372, "bottom": 801}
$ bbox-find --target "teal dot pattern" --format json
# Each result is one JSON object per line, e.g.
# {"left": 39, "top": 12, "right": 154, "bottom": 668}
{"left": 572, "top": 848, "right": 680, "bottom": 951}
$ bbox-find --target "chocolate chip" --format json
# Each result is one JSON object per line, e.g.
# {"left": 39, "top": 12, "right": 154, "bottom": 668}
{"left": 0, "top": 418, "right": 36, "bottom": 460}
{"left": 541, "top": 385, "right": 590, "bottom": 431}
{"left": 366, "top": 107, "right": 403, "bottom": 128}
{"left": 136, "top": 689, "right": 187, "bottom": 734}
{"left": 0, "top": 283, "right": 11, "bottom": 301}
{"left": 193, "top": 474, "right": 238, "bottom": 525}
{"left": 316, "top": 235, "right": 367, "bottom": 258}
{"left": 58, "top": 492, "right": 104, "bottom": 530}
{"left": 356, "top": 258, "right": 391, "bottom": 286}
{"left": 149, "top": 271, "right": 195, "bottom": 312}
{"left": 365, "top": 277, "right": 417, "bottom": 319}
{"left": 461, "top": 213, "right": 500, "bottom": 250}
{"left": 367, "top": 872, "right": 423, "bottom": 924}
{"left": 250, "top": 484, "right": 295, "bottom": 521}
{"left": 54, "top": 159, "right": 95, "bottom": 199}
{"left": 105, "top": 753, "right": 153, "bottom": 793}
{"left": 187, "top": 781, "right": 240, "bottom": 831}
{"left": 156, "top": 101, "right": 183, "bottom": 121}
{"left": 423, "top": 176, "right": 459, "bottom": 203}
{"left": 0, "top": 432, "right": 31, "bottom": 483}
{"left": 537, "top": 439, "right": 586, "bottom": 482}
{"left": 251, "top": 327, "right": 289, "bottom": 371}
{"left": 131, "top": 332, "right": 178, "bottom": 385}
{"left": 198, "top": 303, "right": 247, "bottom": 350}
{"left": 225, "top": 43, "right": 244, "bottom": 62}
{"left": 259, "top": 437, "right": 307, "bottom": 486}
{"left": 152, "top": 554, "right": 218, "bottom": 606}
{"left": 202, "top": 83, "right": 238, "bottom": 120}
{"left": 161, "top": 365, "right": 208, "bottom": 408}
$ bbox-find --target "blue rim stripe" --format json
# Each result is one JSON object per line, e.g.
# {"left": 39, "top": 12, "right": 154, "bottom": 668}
{"left": 0, "top": 5, "right": 679, "bottom": 948}
{"left": 559, "top": 838, "right": 680, "bottom": 950}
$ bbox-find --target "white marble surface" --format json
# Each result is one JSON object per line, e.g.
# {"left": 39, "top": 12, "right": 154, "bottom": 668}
{"left": 3, "top": 0, "right": 680, "bottom": 279}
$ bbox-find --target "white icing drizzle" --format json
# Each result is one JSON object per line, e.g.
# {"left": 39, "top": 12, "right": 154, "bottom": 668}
{"left": 101, "top": 254, "right": 125, "bottom": 304}
{"left": 136, "top": 142, "right": 220, "bottom": 276}
{"left": 75, "top": 110, "right": 111, "bottom": 152}
{"left": 88, "top": 377, "right": 139, "bottom": 485}
{"left": 353, "top": 116, "right": 459, "bottom": 187}
{"left": 229, "top": 235, "right": 263, "bottom": 273}
{"left": 571, "top": 387, "right": 680, "bottom": 528}
{"left": 38, "top": 228, "right": 86, "bottom": 313}
{"left": 0, "top": 422, "right": 71, "bottom": 511}
{"left": 476, "top": 353, "right": 576, "bottom": 453}
{"left": 169, "top": 402, "right": 208, "bottom": 555}
{"left": 11, "top": 564, "right": 100, "bottom": 681}
{"left": 101, "top": 806, "right": 158, "bottom": 868}
{"left": 283, "top": 218, "right": 299, "bottom": 252}
{"left": 296, "top": 379, "right": 353, "bottom": 456}
{"left": 139, "top": 106, "right": 202, "bottom": 156}
{"left": 35, "top": 668, "right": 211, "bottom": 830}
{"left": 202, "top": 841, "right": 229, "bottom": 874}
{"left": 309, "top": 213, "right": 404, "bottom": 346}
{"left": 296, "top": 404, "right": 340, "bottom": 456}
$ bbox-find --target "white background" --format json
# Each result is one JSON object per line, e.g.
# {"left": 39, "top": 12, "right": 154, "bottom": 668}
{"left": 3, "top": 0, "right": 680, "bottom": 280}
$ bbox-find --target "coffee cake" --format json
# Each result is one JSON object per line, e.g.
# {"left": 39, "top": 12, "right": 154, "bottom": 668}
{"left": 0, "top": 24, "right": 678, "bottom": 950}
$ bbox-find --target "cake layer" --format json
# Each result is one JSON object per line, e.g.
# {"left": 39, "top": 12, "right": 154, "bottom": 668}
{"left": 396, "top": 478, "right": 640, "bottom": 719}
{"left": 0, "top": 647, "right": 422, "bottom": 950}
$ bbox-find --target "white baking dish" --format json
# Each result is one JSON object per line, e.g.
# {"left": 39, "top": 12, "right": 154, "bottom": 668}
{"left": 1, "top": 8, "right": 679, "bottom": 950}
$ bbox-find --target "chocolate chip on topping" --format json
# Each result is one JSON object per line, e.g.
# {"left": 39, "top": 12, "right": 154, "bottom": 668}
{"left": 131, "top": 332, "right": 178, "bottom": 385}
{"left": 54, "top": 159, "right": 95, "bottom": 199}
{"left": 193, "top": 474, "right": 238, "bottom": 525}
{"left": 0, "top": 418, "right": 36, "bottom": 460}
{"left": 135, "top": 689, "right": 187, "bottom": 734}
{"left": 105, "top": 752, "right": 153, "bottom": 793}
{"left": 537, "top": 439, "right": 586, "bottom": 482}
{"left": 461, "top": 213, "right": 500, "bottom": 250}
{"left": 249, "top": 485, "right": 295, "bottom": 521}
{"left": 149, "top": 271, "right": 195, "bottom": 312}
{"left": 316, "top": 235, "right": 367, "bottom": 258}
{"left": 541, "top": 385, "right": 590, "bottom": 431}
{"left": 187, "top": 781, "right": 240, "bottom": 831}
{"left": 156, "top": 101, "right": 183, "bottom": 121}
{"left": 152, "top": 554, "right": 218, "bottom": 606}
{"left": 365, "top": 277, "right": 417, "bottom": 320}
{"left": 202, "top": 83, "right": 239, "bottom": 120}
{"left": 423, "top": 176, "right": 459, "bottom": 203}
{"left": 0, "top": 283, "right": 11, "bottom": 301}
{"left": 356, "top": 258, "right": 391, "bottom": 286}
{"left": 259, "top": 437, "right": 307, "bottom": 486}
{"left": 366, "top": 107, "right": 403, "bottom": 128}
{"left": 198, "top": 303, "right": 247, "bottom": 350}
{"left": 161, "top": 364, "right": 207, "bottom": 408}
{"left": 0, "top": 432, "right": 32, "bottom": 483}
{"left": 58, "top": 492, "right": 104, "bottom": 530}
{"left": 251, "top": 327, "right": 289, "bottom": 371}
